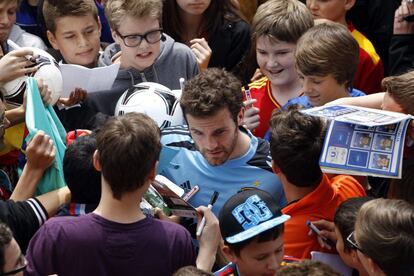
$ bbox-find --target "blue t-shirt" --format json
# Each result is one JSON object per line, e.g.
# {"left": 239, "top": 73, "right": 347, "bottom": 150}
{"left": 283, "top": 88, "right": 366, "bottom": 110}
{"left": 160, "top": 126, "right": 286, "bottom": 216}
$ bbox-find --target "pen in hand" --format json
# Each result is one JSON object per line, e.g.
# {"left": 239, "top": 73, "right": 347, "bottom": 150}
{"left": 196, "top": 191, "right": 219, "bottom": 237}
{"left": 7, "top": 39, "right": 38, "bottom": 63}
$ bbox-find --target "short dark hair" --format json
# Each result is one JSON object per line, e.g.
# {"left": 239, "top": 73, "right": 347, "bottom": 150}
{"left": 0, "top": 223, "right": 13, "bottom": 274}
{"left": 96, "top": 113, "right": 161, "bottom": 200}
{"left": 43, "top": 0, "right": 99, "bottom": 34}
{"left": 63, "top": 134, "right": 101, "bottom": 204}
{"left": 180, "top": 68, "right": 243, "bottom": 123}
{"left": 269, "top": 107, "right": 325, "bottom": 187}
{"left": 277, "top": 260, "right": 341, "bottom": 275}
{"left": 333, "top": 197, "right": 373, "bottom": 252}
{"left": 225, "top": 225, "right": 284, "bottom": 257}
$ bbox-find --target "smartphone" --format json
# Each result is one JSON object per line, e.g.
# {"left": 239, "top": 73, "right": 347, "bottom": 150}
{"left": 306, "top": 220, "right": 336, "bottom": 248}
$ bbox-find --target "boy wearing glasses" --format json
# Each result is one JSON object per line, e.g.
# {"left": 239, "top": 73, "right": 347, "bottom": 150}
{"left": 99, "top": 0, "right": 199, "bottom": 92}
{"left": 0, "top": 223, "right": 27, "bottom": 276}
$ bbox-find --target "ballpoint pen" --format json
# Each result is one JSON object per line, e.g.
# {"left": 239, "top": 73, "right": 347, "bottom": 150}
{"left": 7, "top": 39, "right": 39, "bottom": 63}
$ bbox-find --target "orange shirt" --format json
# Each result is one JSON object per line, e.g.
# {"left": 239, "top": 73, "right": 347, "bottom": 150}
{"left": 282, "top": 174, "right": 366, "bottom": 259}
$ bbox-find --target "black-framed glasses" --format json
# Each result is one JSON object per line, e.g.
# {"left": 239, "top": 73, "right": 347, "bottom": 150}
{"left": 1, "top": 254, "right": 27, "bottom": 275}
{"left": 346, "top": 231, "right": 364, "bottom": 253}
{"left": 116, "top": 29, "right": 163, "bottom": 47}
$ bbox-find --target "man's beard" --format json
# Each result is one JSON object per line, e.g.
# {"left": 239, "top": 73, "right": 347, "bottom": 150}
{"left": 199, "top": 129, "right": 239, "bottom": 166}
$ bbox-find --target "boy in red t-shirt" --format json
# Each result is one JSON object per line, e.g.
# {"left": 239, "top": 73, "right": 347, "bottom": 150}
{"left": 242, "top": 0, "right": 313, "bottom": 138}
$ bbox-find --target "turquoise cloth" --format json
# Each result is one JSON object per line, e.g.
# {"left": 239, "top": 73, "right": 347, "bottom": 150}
{"left": 25, "top": 77, "right": 67, "bottom": 195}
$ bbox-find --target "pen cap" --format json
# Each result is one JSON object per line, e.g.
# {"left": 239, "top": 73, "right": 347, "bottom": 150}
{"left": 219, "top": 189, "right": 290, "bottom": 244}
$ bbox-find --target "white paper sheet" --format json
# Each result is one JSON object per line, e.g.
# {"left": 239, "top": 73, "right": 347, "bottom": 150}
{"left": 311, "top": 251, "right": 353, "bottom": 276}
{"left": 60, "top": 63, "right": 120, "bottom": 97}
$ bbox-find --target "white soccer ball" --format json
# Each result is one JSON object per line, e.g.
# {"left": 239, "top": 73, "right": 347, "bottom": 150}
{"left": 115, "top": 82, "right": 185, "bottom": 129}
{"left": 1, "top": 47, "right": 62, "bottom": 105}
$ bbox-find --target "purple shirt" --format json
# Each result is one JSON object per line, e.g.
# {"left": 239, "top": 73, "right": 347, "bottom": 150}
{"left": 25, "top": 213, "right": 195, "bottom": 276}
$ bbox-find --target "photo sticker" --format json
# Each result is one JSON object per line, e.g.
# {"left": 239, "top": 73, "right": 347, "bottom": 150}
{"left": 369, "top": 153, "right": 391, "bottom": 171}
{"left": 351, "top": 131, "right": 373, "bottom": 149}
{"left": 355, "top": 125, "right": 375, "bottom": 131}
{"left": 376, "top": 123, "right": 397, "bottom": 134}
{"left": 326, "top": 146, "right": 348, "bottom": 165}
{"left": 347, "top": 150, "right": 369, "bottom": 168}
{"left": 372, "top": 134, "right": 394, "bottom": 152}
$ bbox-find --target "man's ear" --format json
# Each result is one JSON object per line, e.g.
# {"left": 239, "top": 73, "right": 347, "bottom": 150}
{"left": 272, "top": 160, "right": 281, "bottom": 174}
{"left": 344, "top": 0, "right": 356, "bottom": 11}
{"left": 222, "top": 245, "right": 239, "bottom": 264}
{"left": 47, "top": 30, "right": 59, "bottom": 50}
{"left": 93, "top": 150, "right": 101, "bottom": 172}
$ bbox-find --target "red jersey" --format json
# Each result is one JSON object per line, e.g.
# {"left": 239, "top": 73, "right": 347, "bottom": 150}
{"left": 244, "top": 77, "right": 282, "bottom": 138}
{"left": 348, "top": 23, "right": 384, "bottom": 94}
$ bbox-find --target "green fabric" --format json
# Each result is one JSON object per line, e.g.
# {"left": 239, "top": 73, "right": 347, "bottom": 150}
{"left": 25, "top": 77, "right": 67, "bottom": 195}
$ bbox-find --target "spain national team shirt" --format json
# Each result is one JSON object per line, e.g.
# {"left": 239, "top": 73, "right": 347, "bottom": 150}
{"left": 348, "top": 23, "right": 384, "bottom": 94}
{"left": 243, "top": 77, "right": 282, "bottom": 138}
{"left": 160, "top": 125, "right": 286, "bottom": 216}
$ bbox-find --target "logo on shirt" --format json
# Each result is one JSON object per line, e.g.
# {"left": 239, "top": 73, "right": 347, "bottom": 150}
{"left": 179, "top": 180, "right": 192, "bottom": 192}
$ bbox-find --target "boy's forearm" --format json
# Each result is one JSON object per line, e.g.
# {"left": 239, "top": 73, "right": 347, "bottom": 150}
{"left": 10, "top": 165, "right": 44, "bottom": 201}
{"left": 326, "top": 92, "right": 384, "bottom": 109}
{"left": 35, "top": 186, "right": 71, "bottom": 217}
{"left": 196, "top": 246, "right": 217, "bottom": 272}
{"left": 5, "top": 105, "right": 25, "bottom": 126}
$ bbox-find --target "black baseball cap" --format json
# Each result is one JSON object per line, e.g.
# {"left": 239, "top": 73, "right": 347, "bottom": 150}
{"left": 219, "top": 189, "right": 290, "bottom": 244}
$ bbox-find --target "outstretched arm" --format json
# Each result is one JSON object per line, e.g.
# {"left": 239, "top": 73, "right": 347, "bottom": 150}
{"left": 196, "top": 206, "right": 221, "bottom": 272}
{"left": 10, "top": 131, "right": 56, "bottom": 201}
